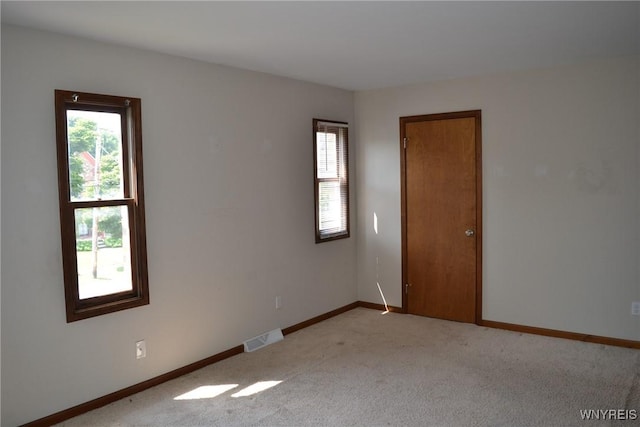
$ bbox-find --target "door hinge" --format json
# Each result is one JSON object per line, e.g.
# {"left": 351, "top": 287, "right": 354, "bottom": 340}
{"left": 405, "top": 283, "right": 411, "bottom": 293}
{"left": 403, "top": 138, "right": 407, "bottom": 149}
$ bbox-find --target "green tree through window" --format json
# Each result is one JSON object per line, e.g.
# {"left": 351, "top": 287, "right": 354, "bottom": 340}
{"left": 55, "top": 90, "right": 149, "bottom": 322}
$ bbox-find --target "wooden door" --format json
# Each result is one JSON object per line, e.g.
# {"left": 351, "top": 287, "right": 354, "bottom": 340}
{"left": 401, "top": 111, "right": 482, "bottom": 323}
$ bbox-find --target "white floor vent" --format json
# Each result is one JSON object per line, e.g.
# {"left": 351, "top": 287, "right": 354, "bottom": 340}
{"left": 243, "top": 328, "right": 284, "bottom": 352}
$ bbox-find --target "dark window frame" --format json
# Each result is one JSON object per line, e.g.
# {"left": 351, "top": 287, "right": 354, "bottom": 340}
{"left": 313, "top": 118, "right": 350, "bottom": 243}
{"left": 55, "top": 90, "right": 149, "bottom": 322}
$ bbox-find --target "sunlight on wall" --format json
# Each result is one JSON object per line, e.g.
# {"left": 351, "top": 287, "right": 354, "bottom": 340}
{"left": 373, "top": 210, "right": 388, "bottom": 312}
{"left": 374, "top": 212, "right": 378, "bottom": 234}
{"left": 376, "top": 282, "right": 389, "bottom": 313}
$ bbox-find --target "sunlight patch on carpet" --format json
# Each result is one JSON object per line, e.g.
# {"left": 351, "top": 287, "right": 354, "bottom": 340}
{"left": 174, "top": 384, "right": 238, "bottom": 400}
{"left": 231, "top": 381, "right": 282, "bottom": 398}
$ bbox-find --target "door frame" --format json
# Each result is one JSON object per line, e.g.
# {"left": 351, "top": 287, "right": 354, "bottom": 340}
{"left": 400, "top": 110, "right": 483, "bottom": 324}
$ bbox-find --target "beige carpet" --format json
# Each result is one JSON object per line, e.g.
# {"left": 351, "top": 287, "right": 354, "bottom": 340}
{"left": 57, "top": 308, "right": 639, "bottom": 426}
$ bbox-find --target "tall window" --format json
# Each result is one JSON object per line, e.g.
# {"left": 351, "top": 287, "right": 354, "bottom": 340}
{"left": 313, "top": 119, "right": 349, "bottom": 242}
{"left": 55, "top": 90, "right": 149, "bottom": 322}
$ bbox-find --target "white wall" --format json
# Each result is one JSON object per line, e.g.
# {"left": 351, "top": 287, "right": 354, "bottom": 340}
{"left": 1, "top": 25, "right": 356, "bottom": 426}
{"left": 356, "top": 56, "right": 640, "bottom": 342}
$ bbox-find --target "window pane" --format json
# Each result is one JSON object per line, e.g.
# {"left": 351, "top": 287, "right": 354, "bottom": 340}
{"left": 318, "top": 181, "right": 344, "bottom": 232}
{"left": 67, "top": 110, "right": 124, "bottom": 201}
{"left": 74, "top": 206, "right": 132, "bottom": 299}
{"left": 316, "top": 132, "right": 337, "bottom": 179}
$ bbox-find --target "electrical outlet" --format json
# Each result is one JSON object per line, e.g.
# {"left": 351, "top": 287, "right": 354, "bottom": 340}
{"left": 275, "top": 296, "right": 282, "bottom": 310}
{"left": 631, "top": 302, "right": 640, "bottom": 316}
{"left": 136, "top": 340, "right": 146, "bottom": 359}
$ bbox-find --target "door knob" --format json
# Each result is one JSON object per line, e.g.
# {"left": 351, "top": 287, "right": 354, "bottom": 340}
{"left": 465, "top": 229, "right": 475, "bottom": 237}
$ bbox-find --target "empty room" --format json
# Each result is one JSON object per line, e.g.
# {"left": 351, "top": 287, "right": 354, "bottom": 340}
{"left": 1, "top": 2, "right": 639, "bottom": 426}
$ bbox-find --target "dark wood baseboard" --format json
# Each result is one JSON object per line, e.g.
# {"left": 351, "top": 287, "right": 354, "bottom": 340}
{"left": 282, "top": 302, "right": 359, "bottom": 335}
{"left": 480, "top": 319, "right": 640, "bottom": 349}
{"left": 357, "top": 300, "right": 404, "bottom": 313}
{"left": 22, "top": 302, "right": 360, "bottom": 427}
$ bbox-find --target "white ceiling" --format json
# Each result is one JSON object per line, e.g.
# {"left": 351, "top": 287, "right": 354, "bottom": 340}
{"left": 2, "top": 1, "right": 639, "bottom": 91}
